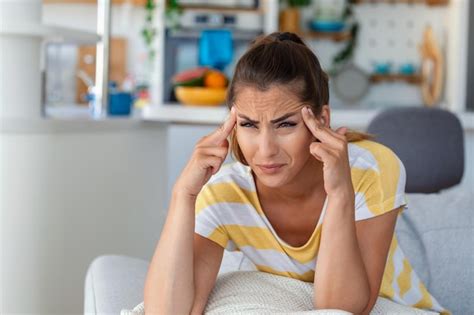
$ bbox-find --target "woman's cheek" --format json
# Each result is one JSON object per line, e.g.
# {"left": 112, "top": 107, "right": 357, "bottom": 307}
{"left": 289, "top": 128, "right": 314, "bottom": 155}
{"left": 236, "top": 129, "right": 254, "bottom": 154}
{"left": 282, "top": 134, "right": 306, "bottom": 155}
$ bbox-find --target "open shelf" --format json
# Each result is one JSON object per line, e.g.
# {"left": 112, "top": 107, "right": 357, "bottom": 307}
{"left": 352, "top": 0, "right": 449, "bottom": 6}
{"left": 370, "top": 74, "right": 423, "bottom": 85}
{"left": 179, "top": 5, "right": 262, "bottom": 14}
{"left": 1, "top": 24, "right": 101, "bottom": 43}
{"left": 300, "top": 30, "right": 352, "bottom": 42}
{"left": 43, "top": 0, "right": 148, "bottom": 5}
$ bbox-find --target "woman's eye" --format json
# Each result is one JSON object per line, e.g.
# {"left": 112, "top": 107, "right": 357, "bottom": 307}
{"left": 239, "top": 121, "right": 296, "bottom": 128}
{"left": 239, "top": 122, "right": 256, "bottom": 128}
{"left": 278, "top": 121, "right": 297, "bottom": 128}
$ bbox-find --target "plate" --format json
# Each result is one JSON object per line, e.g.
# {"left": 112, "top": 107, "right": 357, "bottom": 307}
{"left": 332, "top": 63, "right": 370, "bottom": 103}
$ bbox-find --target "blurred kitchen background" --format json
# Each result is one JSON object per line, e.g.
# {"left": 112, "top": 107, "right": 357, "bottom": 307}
{"left": 0, "top": 0, "right": 473, "bottom": 313}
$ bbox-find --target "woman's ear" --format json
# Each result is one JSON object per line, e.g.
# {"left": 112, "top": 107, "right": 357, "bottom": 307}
{"left": 320, "top": 105, "right": 331, "bottom": 128}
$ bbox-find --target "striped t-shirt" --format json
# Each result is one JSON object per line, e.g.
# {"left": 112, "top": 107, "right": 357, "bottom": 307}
{"left": 195, "top": 139, "right": 450, "bottom": 315}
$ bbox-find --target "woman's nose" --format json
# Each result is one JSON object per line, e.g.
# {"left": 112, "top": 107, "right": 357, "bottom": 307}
{"left": 258, "top": 130, "right": 279, "bottom": 158}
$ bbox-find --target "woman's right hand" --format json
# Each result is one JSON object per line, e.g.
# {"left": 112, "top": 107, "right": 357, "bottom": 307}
{"left": 174, "top": 107, "right": 237, "bottom": 198}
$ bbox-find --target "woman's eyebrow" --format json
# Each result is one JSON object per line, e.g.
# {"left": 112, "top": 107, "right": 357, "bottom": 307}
{"left": 237, "top": 114, "right": 259, "bottom": 124}
{"left": 271, "top": 112, "right": 298, "bottom": 123}
{"left": 237, "top": 111, "right": 298, "bottom": 124}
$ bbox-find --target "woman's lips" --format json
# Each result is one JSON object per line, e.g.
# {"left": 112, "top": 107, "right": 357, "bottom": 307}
{"left": 257, "top": 164, "right": 285, "bottom": 174}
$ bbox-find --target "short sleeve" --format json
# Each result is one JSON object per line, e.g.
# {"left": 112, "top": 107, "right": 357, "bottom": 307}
{"left": 354, "top": 148, "right": 408, "bottom": 221}
{"left": 194, "top": 184, "right": 231, "bottom": 249}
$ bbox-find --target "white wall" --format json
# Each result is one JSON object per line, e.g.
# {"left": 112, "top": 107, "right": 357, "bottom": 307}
{"left": 0, "top": 122, "right": 168, "bottom": 314}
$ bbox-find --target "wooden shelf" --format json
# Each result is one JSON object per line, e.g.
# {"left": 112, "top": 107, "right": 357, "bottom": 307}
{"left": 352, "top": 0, "right": 449, "bottom": 5}
{"left": 178, "top": 5, "right": 262, "bottom": 13}
{"left": 370, "top": 74, "right": 422, "bottom": 84}
{"left": 299, "top": 30, "right": 352, "bottom": 42}
{"left": 43, "top": 0, "right": 147, "bottom": 5}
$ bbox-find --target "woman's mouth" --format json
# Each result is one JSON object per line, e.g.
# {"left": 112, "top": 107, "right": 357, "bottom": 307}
{"left": 257, "top": 164, "right": 285, "bottom": 174}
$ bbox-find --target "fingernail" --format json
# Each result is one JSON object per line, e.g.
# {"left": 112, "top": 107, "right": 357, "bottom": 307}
{"left": 308, "top": 107, "right": 314, "bottom": 117}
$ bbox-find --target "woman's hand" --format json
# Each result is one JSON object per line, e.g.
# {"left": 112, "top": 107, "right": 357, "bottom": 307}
{"left": 301, "top": 106, "right": 353, "bottom": 198}
{"left": 174, "top": 107, "right": 237, "bottom": 198}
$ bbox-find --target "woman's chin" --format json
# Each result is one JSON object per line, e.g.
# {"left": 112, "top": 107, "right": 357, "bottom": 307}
{"left": 253, "top": 171, "right": 288, "bottom": 188}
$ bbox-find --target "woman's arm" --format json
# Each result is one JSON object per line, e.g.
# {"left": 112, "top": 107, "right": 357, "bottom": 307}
{"left": 144, "top": 108, "right": 237, "bottom": 314}
{"left": 143, "top": 190, "right": 197, "bottom": 314}
{"left": 300, "top": 107, "right": 370, "bottom": 313}
{"left": 313, "top": 190, "right": 371, "bottom": 314}
{"left": 355, "top": 206, "right": 402, "bottom": 315}
{"left": 314, "top": 193, "right": 402, "bottom": 315}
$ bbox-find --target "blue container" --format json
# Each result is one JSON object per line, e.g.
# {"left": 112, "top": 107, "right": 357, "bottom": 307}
{"left": 108, "top": 92, "right": 133, "bottom": 116}
{"left": 309, "top": 20, "right": 345, "bottom": 32}
{"left": 198, "top": 29, "right": 233, "bottom": 71}
{"left": 373, "top": 62, "right": 392, "bottom": 75}
{"left": 399, "top": 63, "right": 417, "bottom": 75}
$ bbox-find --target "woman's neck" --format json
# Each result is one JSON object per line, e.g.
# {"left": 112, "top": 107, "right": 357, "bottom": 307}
{"left": 254, "top": 157, "right": 325, "bottom": 204}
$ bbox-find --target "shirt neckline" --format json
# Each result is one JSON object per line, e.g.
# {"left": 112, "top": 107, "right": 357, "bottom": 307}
{"left": 246, "top": 166, "right": 328, "bottom": 250}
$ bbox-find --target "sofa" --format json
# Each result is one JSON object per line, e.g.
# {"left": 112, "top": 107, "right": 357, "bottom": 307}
{"left": 84, "top": 107, "right": 473, "bottom": 314}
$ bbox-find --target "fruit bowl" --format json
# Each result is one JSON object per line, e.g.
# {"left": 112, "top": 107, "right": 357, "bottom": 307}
{"left": 175, "top": 86, "right": 227, "bottom": 106}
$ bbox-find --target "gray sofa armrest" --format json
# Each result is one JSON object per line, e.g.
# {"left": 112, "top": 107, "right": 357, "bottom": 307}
{"left": 84, "top": 250, "right": 254, "bottom": 314}
{"left": 84, "top": 255, "right": 149, "bottom": 315}
{"left": 396, "top": 184, "right": 474, "bottom": 315}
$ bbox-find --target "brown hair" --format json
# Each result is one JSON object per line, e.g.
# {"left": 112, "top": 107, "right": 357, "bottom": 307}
{"left": 227, "top": 32, "right": 375, "bottom": 165}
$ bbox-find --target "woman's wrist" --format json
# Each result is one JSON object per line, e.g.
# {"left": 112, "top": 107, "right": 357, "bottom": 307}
{"left": 327, "top": 186, "right": 355, "bottom": 206}
{"left": 328, "top": 186, "right": 355, "bottom": 200}
{"left": 172, "top": 184, "right": 199, "bottom": 202}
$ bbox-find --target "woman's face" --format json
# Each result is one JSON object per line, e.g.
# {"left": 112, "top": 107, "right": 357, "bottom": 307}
{"left": 233, "top": 85, "right": 323, "bottom": 188}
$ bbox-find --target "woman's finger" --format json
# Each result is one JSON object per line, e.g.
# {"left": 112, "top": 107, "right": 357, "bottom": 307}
{"left": 205, "top": 107, "right": 237, "bottom": 146}
{"left": 196, "top": 146, "right": 228, "bottom": 160}
{"left": 324, "top": 125, "right": 348, "bottom": 141}
{"left": 197, "top": 155, "right": 223, "bottom": 175}
{"left": 335, "top": 127, "right": 348, "bottom": 136}
{"left": 301, "top": 107, "right": 346, "bottom": 145}
{"left": 309, "top": 142, "right": 337, "bottom": 162}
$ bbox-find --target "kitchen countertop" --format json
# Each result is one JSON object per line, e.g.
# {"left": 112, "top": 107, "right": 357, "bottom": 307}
{"left": 143, "top": 103, "right": 474, "bottom": 131}
{"left": 7, "top": 103, "right": 471, "bottom": 132}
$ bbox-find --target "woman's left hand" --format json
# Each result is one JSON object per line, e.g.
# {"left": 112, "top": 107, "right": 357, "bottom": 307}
{"left": 301, "top": 106, "right": 353, "bottom": 198}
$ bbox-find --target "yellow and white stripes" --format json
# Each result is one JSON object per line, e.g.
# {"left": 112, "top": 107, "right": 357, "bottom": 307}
{"left": 194, "top": 139, "right": 450, "bottom": 314}
{"left": 380, "top": 237, "right": 450, "bottom": 314}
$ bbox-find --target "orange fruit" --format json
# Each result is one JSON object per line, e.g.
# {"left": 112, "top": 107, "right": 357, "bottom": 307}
{"left": 204, "top": 70, "right": 228, "bottom": 88}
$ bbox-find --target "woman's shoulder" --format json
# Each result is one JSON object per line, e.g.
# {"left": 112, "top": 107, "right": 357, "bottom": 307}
{"left": 348, "top": 139, "right": 404, "bottom": 173}
{"left": 196, "top": 161, "right": 255, "bottom": 211}
{"left": 206, "top": 161, "right": 254, "bottom": 190}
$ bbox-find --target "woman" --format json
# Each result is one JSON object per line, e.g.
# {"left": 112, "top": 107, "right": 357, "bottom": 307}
{"left": 144, "top": 32, "right": 450, "bottom": 315}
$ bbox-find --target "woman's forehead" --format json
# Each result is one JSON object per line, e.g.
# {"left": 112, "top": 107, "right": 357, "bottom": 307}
{"left": 233, "top": 86, "right": 302, "bottom": 116}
